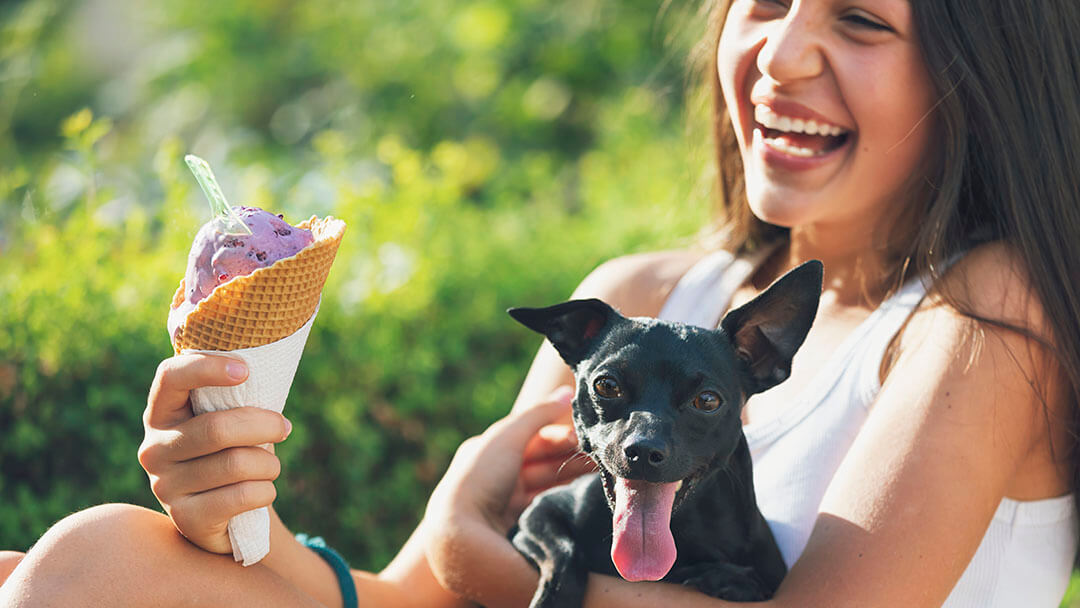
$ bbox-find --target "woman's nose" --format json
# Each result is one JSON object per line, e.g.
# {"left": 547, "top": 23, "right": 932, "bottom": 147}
{"left": 756, "top": 9, "right": 825, "bottom": 84}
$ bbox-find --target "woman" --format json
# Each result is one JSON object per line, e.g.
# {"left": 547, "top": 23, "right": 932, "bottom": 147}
{"left": 423, "top": 0, "right": 1080, "bottom": 606}
{"left": 3, "top": 0, "right": 1078, "bottom": 606}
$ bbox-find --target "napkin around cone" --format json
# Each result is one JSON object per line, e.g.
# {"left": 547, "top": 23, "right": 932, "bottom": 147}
{"left": 182, "top": 305, "right": 317, "bottom": 566}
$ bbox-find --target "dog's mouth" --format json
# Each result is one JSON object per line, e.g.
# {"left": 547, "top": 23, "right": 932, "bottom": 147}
{"left": 599, "top": 467, "right": 703, "bottom": 582}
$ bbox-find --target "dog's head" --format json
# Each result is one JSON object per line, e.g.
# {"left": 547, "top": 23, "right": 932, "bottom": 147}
{"left": 509, "top": 260, "right": 821, "bottom": 582}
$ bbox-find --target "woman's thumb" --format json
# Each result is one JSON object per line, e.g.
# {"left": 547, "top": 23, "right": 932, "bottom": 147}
{"left": 488, "top": 386, "right": 574, "bottom": 448}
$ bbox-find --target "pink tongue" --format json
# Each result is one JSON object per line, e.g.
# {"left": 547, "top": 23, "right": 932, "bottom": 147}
{"left": 610, "top": 478, "right": 679, "bottom": 581}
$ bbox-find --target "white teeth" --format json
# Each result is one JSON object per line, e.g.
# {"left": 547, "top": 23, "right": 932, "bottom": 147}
{"left": 763, "top": 135, "right": 820, "bottom": 158}
{"left": 754, "top": 104, "right": 846, "bottom": 137}
{"left": 675, "top": 480, "right": 684, "bottom": 491}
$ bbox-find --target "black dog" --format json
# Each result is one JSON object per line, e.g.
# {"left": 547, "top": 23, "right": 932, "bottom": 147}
{"left": 507, "top": 260, "right": 822, "bottom": 607}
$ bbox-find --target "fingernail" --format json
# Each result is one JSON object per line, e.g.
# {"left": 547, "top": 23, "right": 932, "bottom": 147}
{"left": 226, "top": 361, "right": 248, "bottom": 380}
{"left": 283, "top": 418, "right": 293, "bottom": 437}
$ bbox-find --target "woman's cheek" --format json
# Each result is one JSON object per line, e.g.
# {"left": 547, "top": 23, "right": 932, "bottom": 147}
{"left": 717, "top": 30, "right": 755, "bottom": 148}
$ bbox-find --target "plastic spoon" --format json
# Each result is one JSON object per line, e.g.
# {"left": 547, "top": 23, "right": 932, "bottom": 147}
{"left": 184, "top": 154, "right": 252, "bottom": 235}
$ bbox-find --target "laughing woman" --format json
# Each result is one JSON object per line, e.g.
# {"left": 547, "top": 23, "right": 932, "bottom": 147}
{"left": 423, "top": 0, "right": 1080, "bottom": 606}
{"left": 2, "top": 0, "right": 1078, "bottom": 607}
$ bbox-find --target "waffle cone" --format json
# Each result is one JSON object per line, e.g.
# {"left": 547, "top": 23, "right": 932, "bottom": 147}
{"left": 170, "top": 215, "right": 345, "bottom": 354}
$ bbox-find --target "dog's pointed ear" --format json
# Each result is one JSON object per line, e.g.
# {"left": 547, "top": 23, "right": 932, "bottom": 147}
{"left": 508, "top": 299, "right": 620, "bottom": 366}
{"left": 720, "top": 260, "right": 822, "bottom": 395}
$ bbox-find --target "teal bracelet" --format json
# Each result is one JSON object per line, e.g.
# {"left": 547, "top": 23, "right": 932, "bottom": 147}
{"left": 296, "top": 533, "right": 358, "bottom": 608}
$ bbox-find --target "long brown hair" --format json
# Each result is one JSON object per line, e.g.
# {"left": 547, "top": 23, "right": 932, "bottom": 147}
{"left": 699, "top": 0, "right": 1080, "bottom": 535}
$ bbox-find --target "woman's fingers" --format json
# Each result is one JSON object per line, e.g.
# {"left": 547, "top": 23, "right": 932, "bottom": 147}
{"left": 520, "top": 452, "right": 596, "bottom": 494}
{"left": 153, "top": 446, "right": 282, "bottom": 500}
{"left": 481, "top": 387, "right": 574, "bottom": 454}
{"left": 168, "top": 407, "right": 291, "bottom": 462}
{"left": 170, "top": 481, "right": 278, "bottom": 554}
{"left": 522, "top": 422, "right": 579, "bottom": 462}
{"left": 145, "top": 354, "right": 249, "bottom": 429}
{"left": 138, "top": 407, "right": 290, "bottom": 474}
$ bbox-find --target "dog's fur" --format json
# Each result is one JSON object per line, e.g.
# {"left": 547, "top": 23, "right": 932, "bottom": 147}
{"left": 508, "top": 260, "right": 822, "bottom": 607}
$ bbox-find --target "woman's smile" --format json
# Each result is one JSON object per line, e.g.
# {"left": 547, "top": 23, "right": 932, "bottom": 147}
{"left": 752, "top": 101, "right": 853, "bottom": 168}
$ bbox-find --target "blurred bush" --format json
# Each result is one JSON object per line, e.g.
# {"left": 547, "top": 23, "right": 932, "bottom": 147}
{"left": 0, "top": 0, "right": 714, "bottom": 568}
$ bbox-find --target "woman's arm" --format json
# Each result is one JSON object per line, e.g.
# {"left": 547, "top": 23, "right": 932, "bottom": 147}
{"left": 770, "top": 244, "right": 1068, "bottom": 607}
{"left": 141, "top": 355, "right": 471, "bottom": 608}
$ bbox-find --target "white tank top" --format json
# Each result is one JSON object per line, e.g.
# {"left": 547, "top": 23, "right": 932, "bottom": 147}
{"left": 658, "top": 249, "right": 1079, "bottom": 607}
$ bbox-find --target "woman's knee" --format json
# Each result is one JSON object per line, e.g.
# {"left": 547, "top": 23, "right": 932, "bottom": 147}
{"left": 33, "top": 503, "right": 173, "bottom": 561}
{"left": 0, "top": 503, "right": 180, "bottom": 602}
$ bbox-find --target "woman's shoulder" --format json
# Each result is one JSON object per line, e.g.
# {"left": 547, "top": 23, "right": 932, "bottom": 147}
{"left": 892, "top": 240, "right": 1064, "bottom": 423}
{"left": 919, "top": 241, "right": 1053, "bottom": 341}
{"left": 570, "top": 249, "right": 711, "bottom": 319}
{"left": 893, "top": 241, "right": 1056, "bottom": 368}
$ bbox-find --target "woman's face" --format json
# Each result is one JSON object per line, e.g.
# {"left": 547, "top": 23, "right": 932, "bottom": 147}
{"left": 717, "top": 0, "right": 936, "bottom": 236}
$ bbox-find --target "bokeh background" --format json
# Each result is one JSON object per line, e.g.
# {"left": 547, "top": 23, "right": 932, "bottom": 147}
{"left": 1, "top": 0, "right": 715, "bottom": 569}
{"left": 3, "top": 1, "right": 1078, "bottom": 604}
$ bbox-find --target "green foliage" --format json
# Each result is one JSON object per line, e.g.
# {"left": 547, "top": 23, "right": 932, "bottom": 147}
{"left": 1066, "top": 573, "right": 1080, "bottom": 608}
{"left": 0, "top": 0, "right": 713, "bottom": 569}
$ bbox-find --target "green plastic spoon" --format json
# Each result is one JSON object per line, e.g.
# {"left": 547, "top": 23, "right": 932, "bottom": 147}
{"left": 184, "top": 154, "right": 252, "bottom": 235}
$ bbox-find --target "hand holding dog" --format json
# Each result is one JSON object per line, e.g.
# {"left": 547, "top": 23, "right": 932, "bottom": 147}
{"left": 138, "top": 354, "right": 291, "bottom": 554}
{"left": 426, "top": 387, "right": 574, "bottom": 534}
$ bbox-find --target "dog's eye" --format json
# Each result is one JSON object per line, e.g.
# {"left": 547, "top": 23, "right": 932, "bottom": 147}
{"left": 693, "top": 391, "right": 723, "bottom": 412}
{"left": 593, "top": 376, "right": 622, "bottom": 398}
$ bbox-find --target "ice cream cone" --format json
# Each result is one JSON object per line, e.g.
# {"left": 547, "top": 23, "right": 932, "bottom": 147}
{"left": 169, "top": 214, "right": 345, "bottom": 566}
{"left": 170, "top": 215, "right": 346, "bottom": 353}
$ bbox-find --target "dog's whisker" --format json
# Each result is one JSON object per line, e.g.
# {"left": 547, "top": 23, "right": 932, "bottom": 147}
{"left": 555, "top": 450, "right": 599, "bottom": 477}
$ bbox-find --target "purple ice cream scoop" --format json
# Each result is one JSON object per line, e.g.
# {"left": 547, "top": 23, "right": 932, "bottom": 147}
{"left": 168, "top": 206, "right": 314, "bottom": 339}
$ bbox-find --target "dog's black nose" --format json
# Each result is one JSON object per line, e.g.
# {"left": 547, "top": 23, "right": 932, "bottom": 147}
{"left": 623, "top": 439, "right": 667, "bottom": 467}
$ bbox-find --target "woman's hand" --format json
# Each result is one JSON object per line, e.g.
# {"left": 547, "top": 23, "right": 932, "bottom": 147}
{"left": 429, "top": 387, "right": 576, "bottom": 533}
{"left": 424, "top": 388, "right": 574, "bottom": 604}
{"left": 137, "top": 354, "right": 292, "bottom": 554}
{"left": 510, "top": 386, "right": 596, "bottom": 519}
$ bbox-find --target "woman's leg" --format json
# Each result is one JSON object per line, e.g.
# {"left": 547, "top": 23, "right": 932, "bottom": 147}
{"left": 0, "top": 503, "right": 323, "bottom": 607}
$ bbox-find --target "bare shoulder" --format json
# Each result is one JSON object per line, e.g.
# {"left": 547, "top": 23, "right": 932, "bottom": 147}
{"left": 930, "top": 241, "right": 1052, "bottom": 337}
{"left": 570, "top": 249, "right": 709, "bottom": 318}
{"left": 896, "top": 242, "right": 1055, "bottom": 356}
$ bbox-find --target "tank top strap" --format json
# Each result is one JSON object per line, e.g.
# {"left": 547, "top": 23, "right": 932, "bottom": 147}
{"left": 850, "top": 273, "right": 933, "bottom": 404}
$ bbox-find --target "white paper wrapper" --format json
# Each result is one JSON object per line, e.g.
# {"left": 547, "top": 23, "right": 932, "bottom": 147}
{"left": 181, "top": 304, "right": 318, "bottom": 566}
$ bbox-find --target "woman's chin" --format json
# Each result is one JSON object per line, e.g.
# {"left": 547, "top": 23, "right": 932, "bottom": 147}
{"left": 747, "top": 196, "right": 818, "bottom": 229}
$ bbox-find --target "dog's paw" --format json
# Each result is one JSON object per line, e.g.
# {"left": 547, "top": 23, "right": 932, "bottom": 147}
{"left": 670, "top": 562, "right": 772, "bottom": 601}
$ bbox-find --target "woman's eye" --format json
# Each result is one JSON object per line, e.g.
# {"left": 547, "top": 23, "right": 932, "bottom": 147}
{"left": 593, "top": 376, "right": 623, "bottom": 398}
{"left": 752, "top": 0, "right": 789, "bottom": 11}
{"left": 693, "top": 391, "right": 723, "bottom": 412}
{"left": 843, "top": 13, "right": 893, "bottom": 32}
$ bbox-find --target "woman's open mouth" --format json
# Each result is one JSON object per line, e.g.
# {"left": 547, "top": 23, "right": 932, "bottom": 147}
{"left": 753, "top": 104, "right": 852, "bottom": 160}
